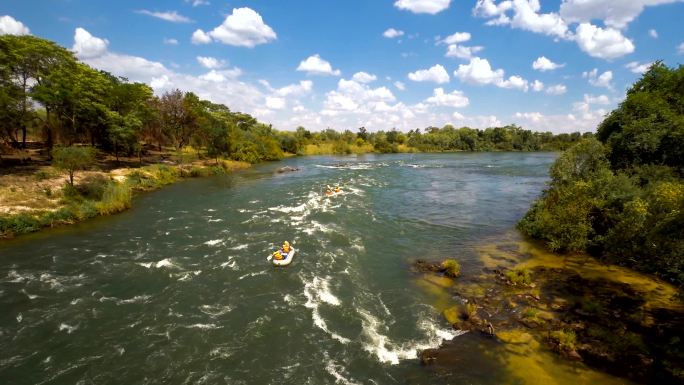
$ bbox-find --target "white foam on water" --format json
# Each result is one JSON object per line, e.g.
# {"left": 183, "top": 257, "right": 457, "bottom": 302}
{"left": 16, "top": 313, "right": 22, "bottom": 323}
{"left": 238, "top": 270, "right": 267, "bottom": 280}
{"left": 59, "top": 323, "right": 78, "bottom": 334}
{"left": 204, "top": 239, "right": 223, "bottom": 246}
{"left": 43, "top": 356, "right": 52, "bottom": 364}
{"left": 303, "top": 220, "right": 333, "bottom": 235}
{"left": 185, "top": 323, "right": 223, "bottom": 330}
{"left": 208, "top": 219, "right": 223, "bottom": 223}
{"left": 207, "top": 209, "right": 216, "bottom": 212}
{"left": 6, "top": 270, "right": 31, "bottom": 283}
{"left": 228, "top": 244, "right": 249, "bottom": 250}
{"left": 199, "top": 304, "right": 233, "bottom": 317}
{"left": 357, "top": 309, "right": 466, "bottom": 365}
{"left": 21, "top": 289, "right": 38, "bottom": 299}
{"left": 177, "top": 270, "right": 202, "bottom": 281}
{"left": 248, "top": 200, "right": 260, "bottom": 204}
{"left": 269, "top": 203, "right": 307, "bottom": 213}
{"left": 220, "top": 260, "right": 237, "bottom": 270}
{"left": 325, "top": 358, "right": 361, "bottom": 385}
{"left": 137, "top": 258, "right": 179, "bottom": 269}
{"left": 117, "top": 347, "right": 125, "bottom": 356}
{"left": 117, "top": 295, "right": 152, "bottom": 305}
{"left": 70, "top": 298, "right": 82, "bottom": 305}
{"left": 302, "top": 276, "right": 350, "bottom": 344}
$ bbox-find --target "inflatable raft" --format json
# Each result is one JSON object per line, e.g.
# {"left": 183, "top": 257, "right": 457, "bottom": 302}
{"left": 271, "top": 248, "right": 295, "bottom": 266}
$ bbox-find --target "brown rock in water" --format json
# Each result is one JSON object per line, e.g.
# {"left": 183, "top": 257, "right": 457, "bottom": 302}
{"left": 276, "top": 166, "right": 299, "bottom": 173}
{"left": 419, "top": 348, "right": 439, "bottom": 365}
{"left": 411, "top": 259, "right": 442, "bottom": 274}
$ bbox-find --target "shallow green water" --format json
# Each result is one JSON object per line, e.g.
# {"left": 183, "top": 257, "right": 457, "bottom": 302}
{"left": 1, "top": 153, "right": 559, "bottom": 385}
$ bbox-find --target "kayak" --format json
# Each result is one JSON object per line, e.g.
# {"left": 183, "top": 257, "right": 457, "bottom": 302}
{"left": 272, "top": 248, "right": 295, "bottom": 266}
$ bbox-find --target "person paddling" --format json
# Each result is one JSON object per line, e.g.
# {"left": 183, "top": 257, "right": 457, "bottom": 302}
{"left": 273, "top": 241, "right": 292, "bottom": 260}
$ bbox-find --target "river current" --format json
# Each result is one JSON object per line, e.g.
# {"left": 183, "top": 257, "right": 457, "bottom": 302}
{"left": 1, "top": 153, "right": 559, "bottom": 385}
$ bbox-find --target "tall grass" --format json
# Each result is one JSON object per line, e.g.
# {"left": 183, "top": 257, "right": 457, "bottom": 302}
{"left": 97, "top": 182, "right": 131, "bottom": 215}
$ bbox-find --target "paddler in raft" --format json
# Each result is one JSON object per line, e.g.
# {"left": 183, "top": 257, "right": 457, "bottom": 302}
{"left": 272, "top": 241, "right": 292, "bottom": 261}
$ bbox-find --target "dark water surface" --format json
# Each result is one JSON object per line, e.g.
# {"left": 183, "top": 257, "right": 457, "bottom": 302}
{"left": 1, "top": 153, "right": 560, "bottom": 385}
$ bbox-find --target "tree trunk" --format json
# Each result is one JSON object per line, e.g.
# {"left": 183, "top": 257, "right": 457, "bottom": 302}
{"left": 21, "top": 76, "right": 27, "bottom": 149}
{"left": 45, "top": 107, "right": 54, "bottom": 159}
{"left": 69, "top": 170, "right": 74, "bottom": 186}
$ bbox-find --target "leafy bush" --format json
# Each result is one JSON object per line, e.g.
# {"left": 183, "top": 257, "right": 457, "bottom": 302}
{"left": 52, "top": 146, "right": 97, "bottom": 186}
{"left": 519, "top": 63, "right": 684, "bottom": 285}
{"left": 441, "top": 259, "right": 461, "bottom": 277}
{"left": 97, "top": 182, "right": 131, "bottom": 215}
{"left": 77, "top": 174, "right": 110, "bottom": 200}
{"left": 549, "top": 330, "right": 577, "bottom": 351}
{"left": 505, "top": 268, "right": 532, "bottom": 286}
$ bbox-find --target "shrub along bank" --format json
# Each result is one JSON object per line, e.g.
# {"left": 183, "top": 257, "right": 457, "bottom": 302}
{"left": 518, "top": 62, "right": 684, "bottom": 285}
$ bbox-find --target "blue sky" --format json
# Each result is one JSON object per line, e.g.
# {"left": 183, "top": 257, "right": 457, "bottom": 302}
{"left": 2, "top": 0, "right": 683, "bottom": 133}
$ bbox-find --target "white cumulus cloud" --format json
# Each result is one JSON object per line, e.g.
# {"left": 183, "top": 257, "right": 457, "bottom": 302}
{"left": 559, "top": 0, "right": 682, "bottom": 29}
{"left": 545, "top": 84, "right": 567, "bottom": 95}
{"left": 394, "top": 81, "right": 406, "bottom": 91}
{"left": 574, "top": 23, "right": 634, "bottom": 59}
{"left": 474, "top": 0, "right": 569, "bottom": 38}
{"left": 440, "top": 32, "right": 471, "bottom": 44}
{"left": 625, "top": 61, "right": 653, "bottom": 74}
{"left": 532, "top": 56, "right": 565, "bottom": 71}
{"left": 191, "top": 29, "right": 211, "bottom": 44}
{"left": 383, "top": 28, "right": 404, "bottom": 38}
{"left": 583, "top": 68, "right": 613, "bottom": 89}
{"left": 531, "top": 80, "right": 544, "bottom": 91}
{"left": 352, "top": 72, "right": 377, "bottom": 83}
{"left": 0, "top": 15, "right": 30, "bottom": 35}
{"left": 163, "top": 38, "right": 179, "bottom": 45}
{"left": 455, "top": 57, "right": 530, "bottom": 91}
{"left": 192, "top": 7, "right": 276, "bottom": 47}
{"left": 72, "top": 27, "right": 109, "bottom": 58}
{"left": 408, "top": 64, "right": 450, "bottom": 84}
{"left": 394, "top": 0, "right": 452, "bottom": 14}
{"left": 649, "top": 29, "right": 658, "bottom": 38}
{"left": 296, "top": 55, "right": 341, "bottom": 76}
{"left": 196, "top": 56, "right": 226, "bottom": 69}
{"left": 445, "top": 44, "right": 484, "bottom": 59}
{"left": 136, "top": 10, "right": 192, "bottom": 23}
{"left": 425, "top": 88, "right": 469, "bottom": 108}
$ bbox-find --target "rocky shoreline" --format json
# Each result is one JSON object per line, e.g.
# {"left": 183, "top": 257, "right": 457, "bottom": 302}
{"left": 413, "top": 236, "right": 684, "bottom": 384}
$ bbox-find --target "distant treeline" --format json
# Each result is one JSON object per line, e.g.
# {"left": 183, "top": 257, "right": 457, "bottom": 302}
{"left": 519, "top": 62, "right": 684, "bottom": 285}
{"left": 1, "top": 34, "right": 586, "bottom": 163}
{"left": 273, "top": 125, "right": 589, "bottom": 156}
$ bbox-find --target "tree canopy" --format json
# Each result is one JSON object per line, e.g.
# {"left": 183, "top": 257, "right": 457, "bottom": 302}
{"left": 520, "top": 63, "right": 684, "bottom": 285}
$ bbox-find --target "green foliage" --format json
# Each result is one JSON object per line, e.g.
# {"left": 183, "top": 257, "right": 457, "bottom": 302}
{"left": 549, "top": 330, "right": 577, "bottom": 351}
{"left": 505, "top": 268, "right": 532, "bottom": 286}
{"left": 76, "top": 174, "right": 110, "bottom": 200}
{"left": 520, "top": 63, "right": 684, "bottom": 285}
{"left": 441, "top": 259, "right": 461, "bottom": 277}
{"left": 52, "top": 146, "right": 96, "bottom": 185}
{"left": 127, "top": 164, "right": 179, "bottom": 190}
{"left": 464, "top": 302, "right": 478, "bottom": 320}
{"left": 96, "top": 182, "right": 131, "bottom": 215}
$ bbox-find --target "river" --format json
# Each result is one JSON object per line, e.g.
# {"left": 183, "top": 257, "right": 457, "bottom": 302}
{"left": 1, "top": 152, "right": 597, "bottom": 385}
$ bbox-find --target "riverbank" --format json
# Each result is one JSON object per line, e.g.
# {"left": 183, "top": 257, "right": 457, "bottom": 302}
{"left": 415, "top": 232, "right": 684, "bottom": 384}
{"left": 0, "top": 159, "right": 249, "bottom": 238}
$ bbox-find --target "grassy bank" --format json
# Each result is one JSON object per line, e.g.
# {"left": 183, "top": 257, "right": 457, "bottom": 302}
{"left": 0, "top": 159, "right": 249, "bottom": 238}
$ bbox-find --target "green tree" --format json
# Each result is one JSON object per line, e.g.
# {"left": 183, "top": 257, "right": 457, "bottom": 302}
{"left": 52, "top": 146, "right": 96, "bottom": 186}
{"left": 0, "top": 34, "right": 76, "bottom": 148}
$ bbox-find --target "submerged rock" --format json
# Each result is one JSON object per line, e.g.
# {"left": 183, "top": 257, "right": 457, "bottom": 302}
{"left": 276, "top": 166, "right": 299, "bottom": 173}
